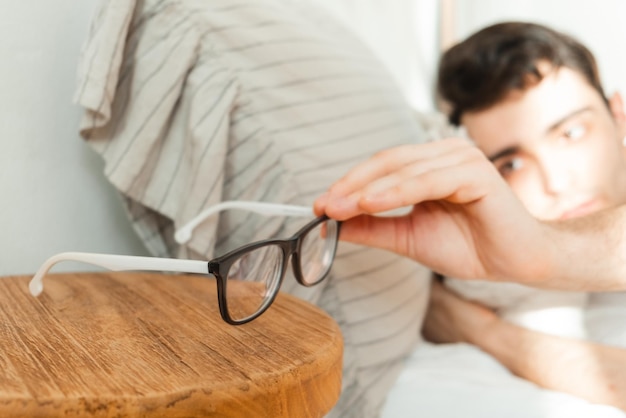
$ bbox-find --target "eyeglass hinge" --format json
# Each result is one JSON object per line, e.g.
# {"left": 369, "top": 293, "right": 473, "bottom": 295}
{"left": 208, "top": 261, "right": 220, "bottom": 275}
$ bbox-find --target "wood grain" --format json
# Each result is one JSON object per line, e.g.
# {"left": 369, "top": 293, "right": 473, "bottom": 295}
{"left": 0, "top": 273, "right": 343, "bottom": 417}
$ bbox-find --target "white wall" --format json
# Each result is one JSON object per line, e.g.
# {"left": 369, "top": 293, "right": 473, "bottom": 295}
{"left": 315, "top": 0, "right": 441, "bottom": 111}
{"left": 0, "top": 1, "right": 148, "bottom": 276}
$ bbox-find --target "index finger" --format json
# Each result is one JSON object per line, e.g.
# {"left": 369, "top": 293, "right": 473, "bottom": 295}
{"left": 314, "top": 138, "right": 471, "bottom": 215}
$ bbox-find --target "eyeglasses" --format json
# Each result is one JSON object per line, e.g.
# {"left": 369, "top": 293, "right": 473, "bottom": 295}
{"left": 30, "top": 201, "right": 341, "bottom": 325}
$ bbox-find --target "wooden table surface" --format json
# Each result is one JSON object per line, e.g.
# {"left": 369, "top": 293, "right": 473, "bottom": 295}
{"left": 0, "top": 272, "right": 343, "bottom": 417}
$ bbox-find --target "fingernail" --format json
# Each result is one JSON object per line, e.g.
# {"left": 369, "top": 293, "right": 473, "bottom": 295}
{"left": 362, "top": 191, "right": 385, "bottom": 205}
{"left": 359, "top": 192, "right": 392, "bottom": 214}
{"left": 316, "top": 192, "right": 328, "bottom": 205}
{"left": 332, "top": 195, "right": 360, "bottom": 213}
{"left": 313, "top": 193, "right": 329, "bottom": 215}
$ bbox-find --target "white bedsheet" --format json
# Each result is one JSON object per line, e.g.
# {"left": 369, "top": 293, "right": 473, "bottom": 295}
{"left": 381, "top": 292, "right": 626, "bottom": 417}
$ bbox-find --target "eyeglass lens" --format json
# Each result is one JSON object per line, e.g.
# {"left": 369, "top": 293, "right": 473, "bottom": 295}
{"left": 225, "top": 244, "right": 284, "bottom": 322}
{"left": 299, "top": 219, "right": 338, "bottom": 285}
{"left": 224, "top": 218, "right": 338, "bottom": 323}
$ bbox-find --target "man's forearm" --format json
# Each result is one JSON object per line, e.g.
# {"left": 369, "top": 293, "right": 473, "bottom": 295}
{"left": 527, "top": 205, "right": 626, "bottom": 292}
{"left": 474, "top": 319, "right": 626, "bottom": 410}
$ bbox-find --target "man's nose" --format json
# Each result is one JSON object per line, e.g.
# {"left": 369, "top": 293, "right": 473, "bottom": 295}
{"left": 539, "top": 156, "right": 575, "bottom": 194}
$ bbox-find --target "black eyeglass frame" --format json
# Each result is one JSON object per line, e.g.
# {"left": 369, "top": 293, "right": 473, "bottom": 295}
{"left": 30, "top": 210, "right": 340, "bottom": 326}
{"left": 208, "top": 215, "right": 341, "bottom": 325}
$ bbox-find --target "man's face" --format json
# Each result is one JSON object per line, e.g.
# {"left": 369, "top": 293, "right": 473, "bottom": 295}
{"left": 462, "top": 67, "right": 626, "bottom": 220}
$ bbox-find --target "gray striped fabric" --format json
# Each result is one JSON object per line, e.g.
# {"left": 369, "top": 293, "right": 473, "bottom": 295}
{"left": 75, "top": 0, "right": 432, "bottom": 416}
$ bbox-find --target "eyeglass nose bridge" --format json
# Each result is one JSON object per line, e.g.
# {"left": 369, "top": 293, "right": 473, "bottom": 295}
{"left": 287, "top": 236, "right": 308, "bottom": 286}
{"left": 207, "top": 260, "right": 234, "bottom": 324}
{"left": 289, "top": 225, "right": 335, "bottom": 288}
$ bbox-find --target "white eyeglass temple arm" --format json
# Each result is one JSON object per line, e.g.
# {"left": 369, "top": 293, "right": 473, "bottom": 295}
{"left": 174, "top": 201, "right": 314, "bottom": 245}
{"left": 29, "top": 252, "right": 209, "bottom": 297}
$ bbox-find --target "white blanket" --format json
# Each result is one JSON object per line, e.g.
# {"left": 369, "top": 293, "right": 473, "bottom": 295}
{"left": 381, "top": 292, "right": 626, "bottom": 417}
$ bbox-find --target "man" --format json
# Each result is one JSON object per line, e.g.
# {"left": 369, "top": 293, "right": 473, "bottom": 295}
{"left": 315, "top": 22, "right": 626, "bottom": 410}
{"left": 437, "top": 21, "right": 626, "bottom": 338}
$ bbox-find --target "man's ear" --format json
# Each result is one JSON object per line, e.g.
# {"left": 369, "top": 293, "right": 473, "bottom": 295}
{"left": 609, "top": 92, "right": 626, "bottom": 143}
{"left": 610, "top": 92, "right": 626, "bottom": 153}
{"left": 609, "top": 92, "right": 626, "bottom": 123}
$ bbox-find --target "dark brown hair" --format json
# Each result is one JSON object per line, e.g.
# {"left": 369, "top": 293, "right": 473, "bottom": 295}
{"left": 437, "top": 22, "right": 607, "bottom": 126}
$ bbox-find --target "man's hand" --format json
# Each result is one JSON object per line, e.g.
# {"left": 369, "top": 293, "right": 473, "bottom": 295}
{"left": 314, "top": 138, "right": 553, "bottom": 285}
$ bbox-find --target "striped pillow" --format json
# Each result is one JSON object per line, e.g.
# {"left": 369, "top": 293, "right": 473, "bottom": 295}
{"left": 75, "top": 1, "right": 432, "bottom": 416}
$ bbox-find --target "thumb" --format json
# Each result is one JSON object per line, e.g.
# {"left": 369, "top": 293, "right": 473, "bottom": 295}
{"left": 338, "top": 214, "right": 410, "bottom": 255}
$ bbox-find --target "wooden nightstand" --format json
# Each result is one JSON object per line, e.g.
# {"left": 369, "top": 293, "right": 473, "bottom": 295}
{"left": 0, "top": 272, "right": 343, "bottom": 417}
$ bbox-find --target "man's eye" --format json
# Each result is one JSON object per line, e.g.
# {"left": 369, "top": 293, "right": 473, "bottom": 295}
{"left": 564, "top": 124, "right": 586, "bottom": 140}
{"left": 497, "top": 157, "right": 524, "bottom": 177}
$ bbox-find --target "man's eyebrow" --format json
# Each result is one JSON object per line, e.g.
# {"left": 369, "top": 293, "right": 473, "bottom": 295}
{"left": 488, "top": 146, "right": 520, "bottom": 162}
{"left": 545, "top": 106, "right": 593, "bottom": 134}
{"left": 487, "top": 106, "right": 594, "bottom": 162}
